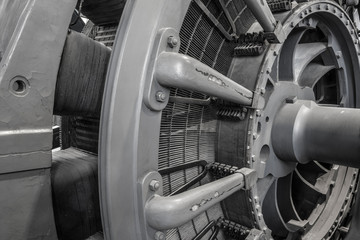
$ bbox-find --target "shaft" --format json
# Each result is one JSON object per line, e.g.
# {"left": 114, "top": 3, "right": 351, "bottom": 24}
{"left": 272, "top": 100, "right": 360, "bottom": 168}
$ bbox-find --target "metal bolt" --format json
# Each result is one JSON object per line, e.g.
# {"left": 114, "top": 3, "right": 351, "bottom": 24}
{"left": 253, "top": 133, "right": 257, "bottom": 140}
{"left": 149, "top": 180, "right": 160, "bottom": 191}
{"left": 154, "top": 231, "right": 165, "bottom": 240}
{"left": 156, "top": 91, "right": 166, "bottom": 102}
{"left": 167, "top": 36, "right": 178, "bottom": 48}
{"left": 256, "top": 110, "right": 262, "bottom": 117}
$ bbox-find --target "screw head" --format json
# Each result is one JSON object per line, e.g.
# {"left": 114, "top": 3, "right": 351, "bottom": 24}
{"left": 154, "top": 231, "right": 165, "bottom": 240}
{"left": 167, "top": 36, "right": 178, "bottom": 48}
{"left": 149, "top": 180, "right": 160, "bottom": 191}
{"left": 156, "top": 91, "right": 166, "bottom": 102}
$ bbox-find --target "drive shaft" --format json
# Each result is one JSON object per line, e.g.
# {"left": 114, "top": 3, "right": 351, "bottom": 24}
{"left": 272, "top": 100, "right": 360, "bottom": 168}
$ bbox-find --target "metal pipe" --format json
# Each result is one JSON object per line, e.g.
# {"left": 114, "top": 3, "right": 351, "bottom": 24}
{"left": 155, "top": 52, "right": 253, "bottom": 106}
{"left": 243, "top": 0, "right": 277, "bottom": 32}
{"left": 145, "top": 168, "right": 257, "bottom": 230}
{"left": 272, "top": 100, "right": 360, "bottom": 168}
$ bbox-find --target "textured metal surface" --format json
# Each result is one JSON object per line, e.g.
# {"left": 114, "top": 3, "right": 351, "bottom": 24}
{"left": 52, "top": 148, "right": 101, "bottom": 240}
{"left": 55, "top": 30, "right": 111, "bottom": 117}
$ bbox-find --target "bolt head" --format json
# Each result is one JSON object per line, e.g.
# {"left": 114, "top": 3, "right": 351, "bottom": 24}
{"left": 154, "top": 231, "right": 165, "bottom": 240}
{"left": 256, "top": 110, "right": 261, "bottom": 117}
{"left": 167, "top": 36, "right": 178, "bottom": 48}
{"left": 149, "top": 180, "right": 160, "bottom": 191}
{"left": 156, "top": 91, "right": 166, "bottom": 102}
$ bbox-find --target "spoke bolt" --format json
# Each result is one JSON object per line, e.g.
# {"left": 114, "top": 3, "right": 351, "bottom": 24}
{"left": 156, "top": 91, "right": 167, "bottom": 102}
{"left": 154, "top": 231, "right": 165, "bottom": 240}
{"left": 167, "top": 36, "right": 178, "bottom": 48}
{"left": 149, "top": 180, "right": 160, "bottom": 191}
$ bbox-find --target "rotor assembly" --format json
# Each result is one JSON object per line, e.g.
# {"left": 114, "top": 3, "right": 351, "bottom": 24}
{"left": 1, "top": 0, "right": 360, "bottom": 240}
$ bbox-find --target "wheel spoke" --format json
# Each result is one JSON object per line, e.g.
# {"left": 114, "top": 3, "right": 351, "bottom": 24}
{"left": 293, "top": 42, "right": 328, "bottom": 83}
{"left": 277, "top": 174, "right": 302, "bottom": 222}
{"left": 155, "top": 52, "right": 254, "bottom": 105}
{"left": 263, "top": 181, "right": 291, "bottom": 237}
{"left": 299, "top": 63, "right": 335, "bottom": 88}
{"left": 295, "top": 169, "right": 327, "bottom": 200}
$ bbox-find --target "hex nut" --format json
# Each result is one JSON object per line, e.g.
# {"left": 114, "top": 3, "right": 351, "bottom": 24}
{"left": 149, "top": 180, "right": 160, "bottom": 191}
{"left": 167, "top": 36, "right": 178, "bottom": 48}
{"left": 156, "top": 91, "right": 166, "bottom": 102}
{"left": 154, "top": 231, "right": 165, "bottom": 240}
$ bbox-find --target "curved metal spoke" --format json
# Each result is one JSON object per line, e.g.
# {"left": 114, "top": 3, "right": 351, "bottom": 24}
{"left": 293, "top": 42, "right": 328, "bottom": 83}
{"left": 263, "top": 181, "right": 291, "bottom": 237}
{"left": 279, "top": 28, "right": 308, "bottom": 81}
{"left": 294, "top": 169, "right": 328, "bottom": 198}
{"left": 299, "top": 63, "right": 335, "bottom": 88}
{"left": 277, "top": 174, "right": 302, "bottom": 222}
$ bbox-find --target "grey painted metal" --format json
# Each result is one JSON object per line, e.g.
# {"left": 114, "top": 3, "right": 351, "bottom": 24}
{"left": 0, "top": 169, "right": 57, "bottom": 239}
{"left": 143, "top": 28, "right": 179, "bottom": 112}
{"left": 155, "top": 52, "right": 253, "bottom": 106}
{"left": 145, "top": 168, "right": 257, "bottom": 230}
{"left": 237, "top": 1, "right": 360, "bottom": 238}
{"left": 243, "top": 0, "right": 277, "bottom": 32}
{"left": 0, "top": 0, "right": 76, "bottom": 239}
{"left": 272, "top": 100, "right": 360, "bottom": 168}
{"left": 99, "top": 0, "right": 360, "bottom": 239}
{"left": 55, "top": 30, "right": 111, "bottom": 116}
{"left": 99, "top": 0, "right": 192, "bottom": 239}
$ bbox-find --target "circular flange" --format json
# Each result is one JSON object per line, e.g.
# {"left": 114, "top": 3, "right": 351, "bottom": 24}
{"left": 244, "top": 1, "right": 360, "bottom": 239}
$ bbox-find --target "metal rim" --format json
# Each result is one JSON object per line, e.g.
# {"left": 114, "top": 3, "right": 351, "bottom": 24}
{"left": 247, "top": 2, "right": 360, "bottom": 239}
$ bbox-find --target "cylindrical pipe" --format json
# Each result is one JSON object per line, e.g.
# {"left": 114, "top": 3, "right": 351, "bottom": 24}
{"left": 145, "top": 170, "right": 253, "bottom": 230}
{"left": 155, "top": 52, "right": 253, "bottom": 106}
{"left": 272, "top": 100, "right": 360, "bottom": 168}
{"left": 243, "top": 0, "right": 277, "bottom": 32}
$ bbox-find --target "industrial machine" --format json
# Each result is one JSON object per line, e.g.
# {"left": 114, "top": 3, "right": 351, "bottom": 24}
{"left": 1, "top": 0, "right": 360, "bottom": 239}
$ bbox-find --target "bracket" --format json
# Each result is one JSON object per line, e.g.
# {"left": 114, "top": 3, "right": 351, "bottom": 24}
{"left": 143, "top": 28, "right": 180, "bottom": 111}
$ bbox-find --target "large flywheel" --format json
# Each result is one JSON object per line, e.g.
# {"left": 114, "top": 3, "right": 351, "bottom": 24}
{"left": 99, "top": 0, "right": 360, "bottom": 240}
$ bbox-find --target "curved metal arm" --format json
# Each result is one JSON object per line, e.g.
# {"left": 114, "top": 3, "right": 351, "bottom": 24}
{"left": 155, "top": 52, "right": 253, "bottom": 106}
{"left": 145, "top": 168, "right": 257, "bottom": 230}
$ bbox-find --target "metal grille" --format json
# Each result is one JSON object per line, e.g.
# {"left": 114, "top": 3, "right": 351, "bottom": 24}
{"left": 158, "top": 0, "right": 254, "bottom": 239}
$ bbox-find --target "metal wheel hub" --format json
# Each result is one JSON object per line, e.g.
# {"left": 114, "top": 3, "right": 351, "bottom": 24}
{"left": 243, "top": 1, "right": 360, "bottom": 239}
{"left": 252, "top": 81, "right": 315, "bottom": 178}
